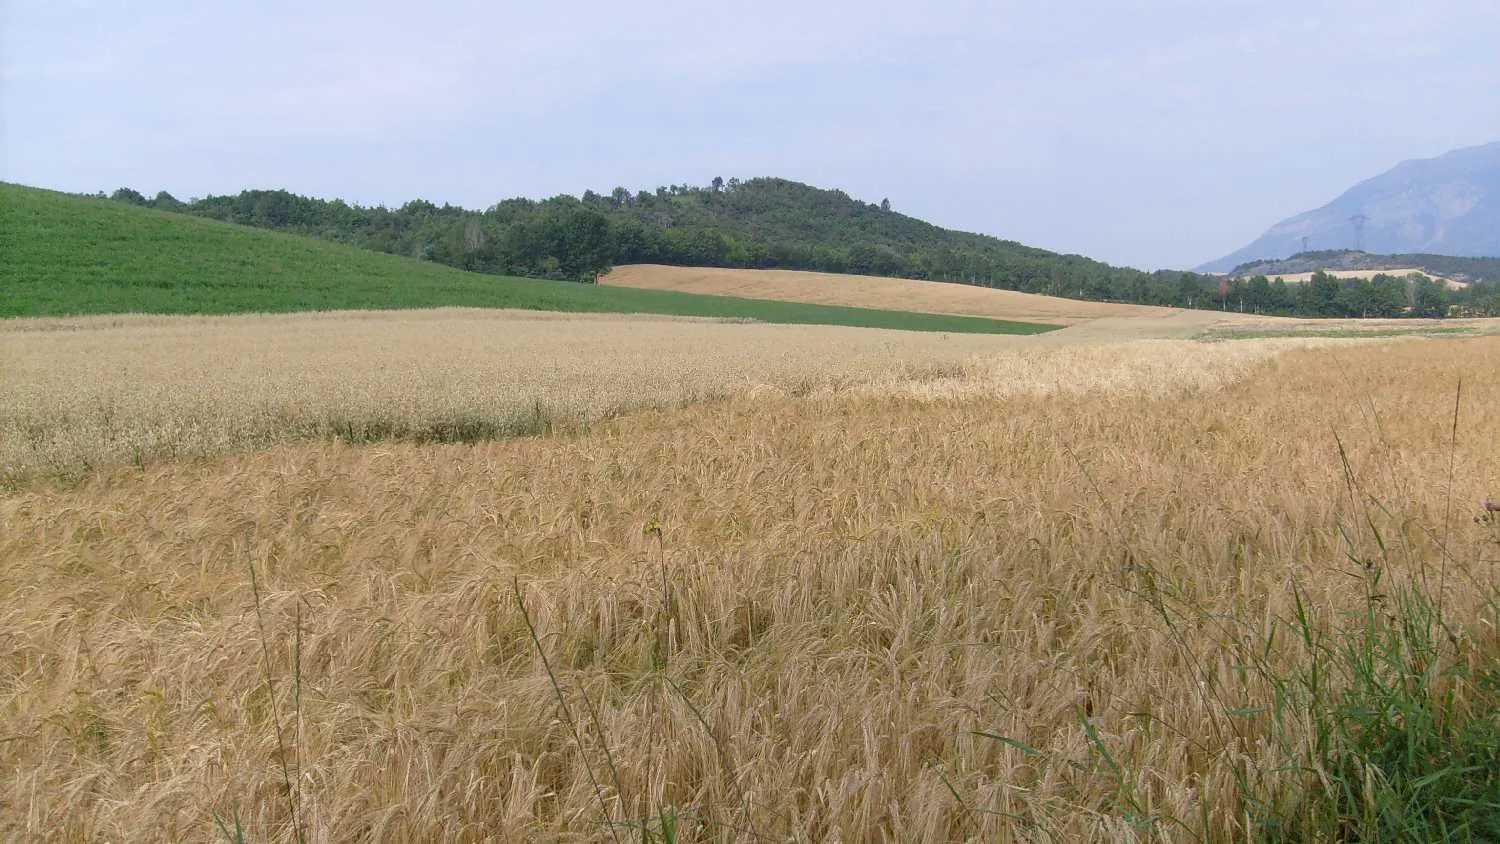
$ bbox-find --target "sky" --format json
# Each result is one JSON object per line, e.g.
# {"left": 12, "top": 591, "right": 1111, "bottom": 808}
{"left": 4, "top": 1, "right": 1499, "bottom": 270}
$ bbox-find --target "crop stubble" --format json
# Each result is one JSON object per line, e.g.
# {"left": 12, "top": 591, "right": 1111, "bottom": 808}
{"left": 602, "top": 264, "right": 1182, "bottom": 325}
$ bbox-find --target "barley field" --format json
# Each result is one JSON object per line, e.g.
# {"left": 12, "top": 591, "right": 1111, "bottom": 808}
{"left": 601, "top": 265, "right": 1181, "bottom": 325}
{"left": 3, "top": 314, "right": 1499, "bottom": 841}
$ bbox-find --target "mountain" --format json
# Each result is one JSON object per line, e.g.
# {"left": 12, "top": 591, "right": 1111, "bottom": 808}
{"left": 1199, "top": 141, "right": 1500, "bottom": 273}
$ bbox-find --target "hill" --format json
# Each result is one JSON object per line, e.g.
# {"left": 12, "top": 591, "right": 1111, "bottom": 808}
{"left": 82, "top": 178, "right": 1500, "bottom": 318}
{"left": 1200, "top": 141, "right": 1500, "bottom": 272}
{"left": 0, "top": 184, "right": 1053, "bottom": 334}
{"left": 104, "top": 177, "right": 1216, "bottom": 308}
{"left": 602, "top": 264, "right": 1179, "bottom": 325}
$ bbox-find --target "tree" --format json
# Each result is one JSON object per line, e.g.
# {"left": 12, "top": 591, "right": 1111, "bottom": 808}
{"left": 1411, "top": 276, "right": 1450, "bottom": 318}
{"left": 1366, "top": 274, "right": 1407, "bottom": 318}
{"left": 1244, "top": 275, "right": 1273, "bottom": 313}
{"left": 881, "top": 198, "right": 891, "bottom": 213}
{"left": 458, "top": 220, "right": 490, "bottom": 270}
{"left": 1175, "top": 272, "right": 1204, "bottom": 308}
{"left": 1269, "top": 278, "right": 1295, "bottom": 312}
{"left": 711, "top": 176, "right": 725, "bottom": 193}
{"left": 110, "top": 187, "right": 148, "bottom": 206}
{"left": 151, "top": 191, "right": 184, "bottom": 211}
{"left": 1335, "top": 278, "right": 1374, "bottom": 317}
{"left": 556, "top": 207, "right": 612, "bottom": 280}
{"left": 1305, "top": 270, "right": 1342, "bottom": 316}
{"left": 400, "top": 198, "right": 438, "bottom": 216}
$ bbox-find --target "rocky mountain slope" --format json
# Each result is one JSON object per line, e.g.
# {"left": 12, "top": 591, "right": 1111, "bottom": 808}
{"left": 1199, "top": 141, "right": 1500, "bottom": 273}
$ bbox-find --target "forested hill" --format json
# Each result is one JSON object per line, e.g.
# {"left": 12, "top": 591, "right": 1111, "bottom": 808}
{"left": 105, "top": 179, "right": 1195, "bottom": 304}
{"left": 101, "top": 178, "right": 1500, "bottom": 316}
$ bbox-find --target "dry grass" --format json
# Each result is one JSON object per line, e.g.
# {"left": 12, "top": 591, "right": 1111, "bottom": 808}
{"left": 0, "top": 308, "right": 1030, "bottom": 483}
{"left": 4, "top": 330, "right": 1498, "bottom": 841}
{"left": 601, "top": 264, "right": 1181, "bottom": 325}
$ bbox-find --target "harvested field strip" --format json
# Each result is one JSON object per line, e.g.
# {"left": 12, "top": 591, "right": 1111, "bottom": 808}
{"left": 4, "top": 338, "right": 1498, "bottom": 840}
{"left": 602, "top": 263, "right": 1181, "bottom": 325}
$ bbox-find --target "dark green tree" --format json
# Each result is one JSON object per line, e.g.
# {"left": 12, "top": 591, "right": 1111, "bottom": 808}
{"left": 1305, "top": 270, "right": 1342, "bottom": 316}
{"left": 1411, "top": 277, "right": 1450, "bottom": 318}
{"left": 111, "top": 187, "right": 148, "bottom": 205}
{"left": 1367, "top": 274, "right": 1407, "bottom": 317}
{"left": 150, "top": 191, "right": 184, "bottom": 211}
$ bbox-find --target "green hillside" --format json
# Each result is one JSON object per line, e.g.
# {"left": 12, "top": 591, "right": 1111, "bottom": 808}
{"left": 0, "top": 184, "right": 1053, "bottom": 334}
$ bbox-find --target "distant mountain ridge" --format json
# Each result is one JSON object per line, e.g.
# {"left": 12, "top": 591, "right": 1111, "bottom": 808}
{"left": 1199, "top": 141, "right": 1500, "bottom": 273}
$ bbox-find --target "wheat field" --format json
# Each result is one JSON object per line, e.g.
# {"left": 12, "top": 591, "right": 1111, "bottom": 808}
{"left": 0, "top": 308, "right": 1331, "bottom": 484}
{"left": 0, "top": 308, "right": 1026, "bottom": 484}
{"left": 4, "top": 312, "right": 1498, "bottom": 841}
{"left": 601, "top": 265, "right": 1182, "bottom": 325}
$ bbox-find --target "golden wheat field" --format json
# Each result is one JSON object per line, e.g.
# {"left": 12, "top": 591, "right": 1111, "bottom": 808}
{"left": 3, "top": 311, "right": 1500, "bottom": 842}
{"left": 0, "top": 308, "right": 1346, "bottom": 484}
{"left": 0, "top": 308, "right": 1022, "bottom": 483}
{"left": 601, "top": 265, "right": 1181, "bottom": 325}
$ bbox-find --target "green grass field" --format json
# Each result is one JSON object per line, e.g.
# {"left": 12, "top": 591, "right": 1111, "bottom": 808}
{"left": 0, "top": 184, "right": 1055, "bottom": 334}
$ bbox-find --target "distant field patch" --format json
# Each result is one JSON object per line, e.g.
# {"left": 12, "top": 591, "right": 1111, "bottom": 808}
{"left": 1250, "top": 267, "right": 1468, "bottom": 289}
{"left": 602, "top": 264, "right": 1179, "bottom": 325}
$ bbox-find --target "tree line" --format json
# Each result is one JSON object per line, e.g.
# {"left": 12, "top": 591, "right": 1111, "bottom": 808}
{"left": 102, "top": 181, "right": 1499, "bottom": 318}
{"left": 1221, "top": 271, "right": 1453, "bottom": 318}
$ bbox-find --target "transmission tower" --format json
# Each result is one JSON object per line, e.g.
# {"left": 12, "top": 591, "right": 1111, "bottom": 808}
{"left": 1349, "top": 214, "right": 1369, "bottom": 251}
{"left": 1301, "top": 235, "right": 1309, "bottom": 254}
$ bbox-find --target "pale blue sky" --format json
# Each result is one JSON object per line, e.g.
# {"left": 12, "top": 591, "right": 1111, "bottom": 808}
{"left": 4, "top": 0, "right": 1498, "bottom": 269}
